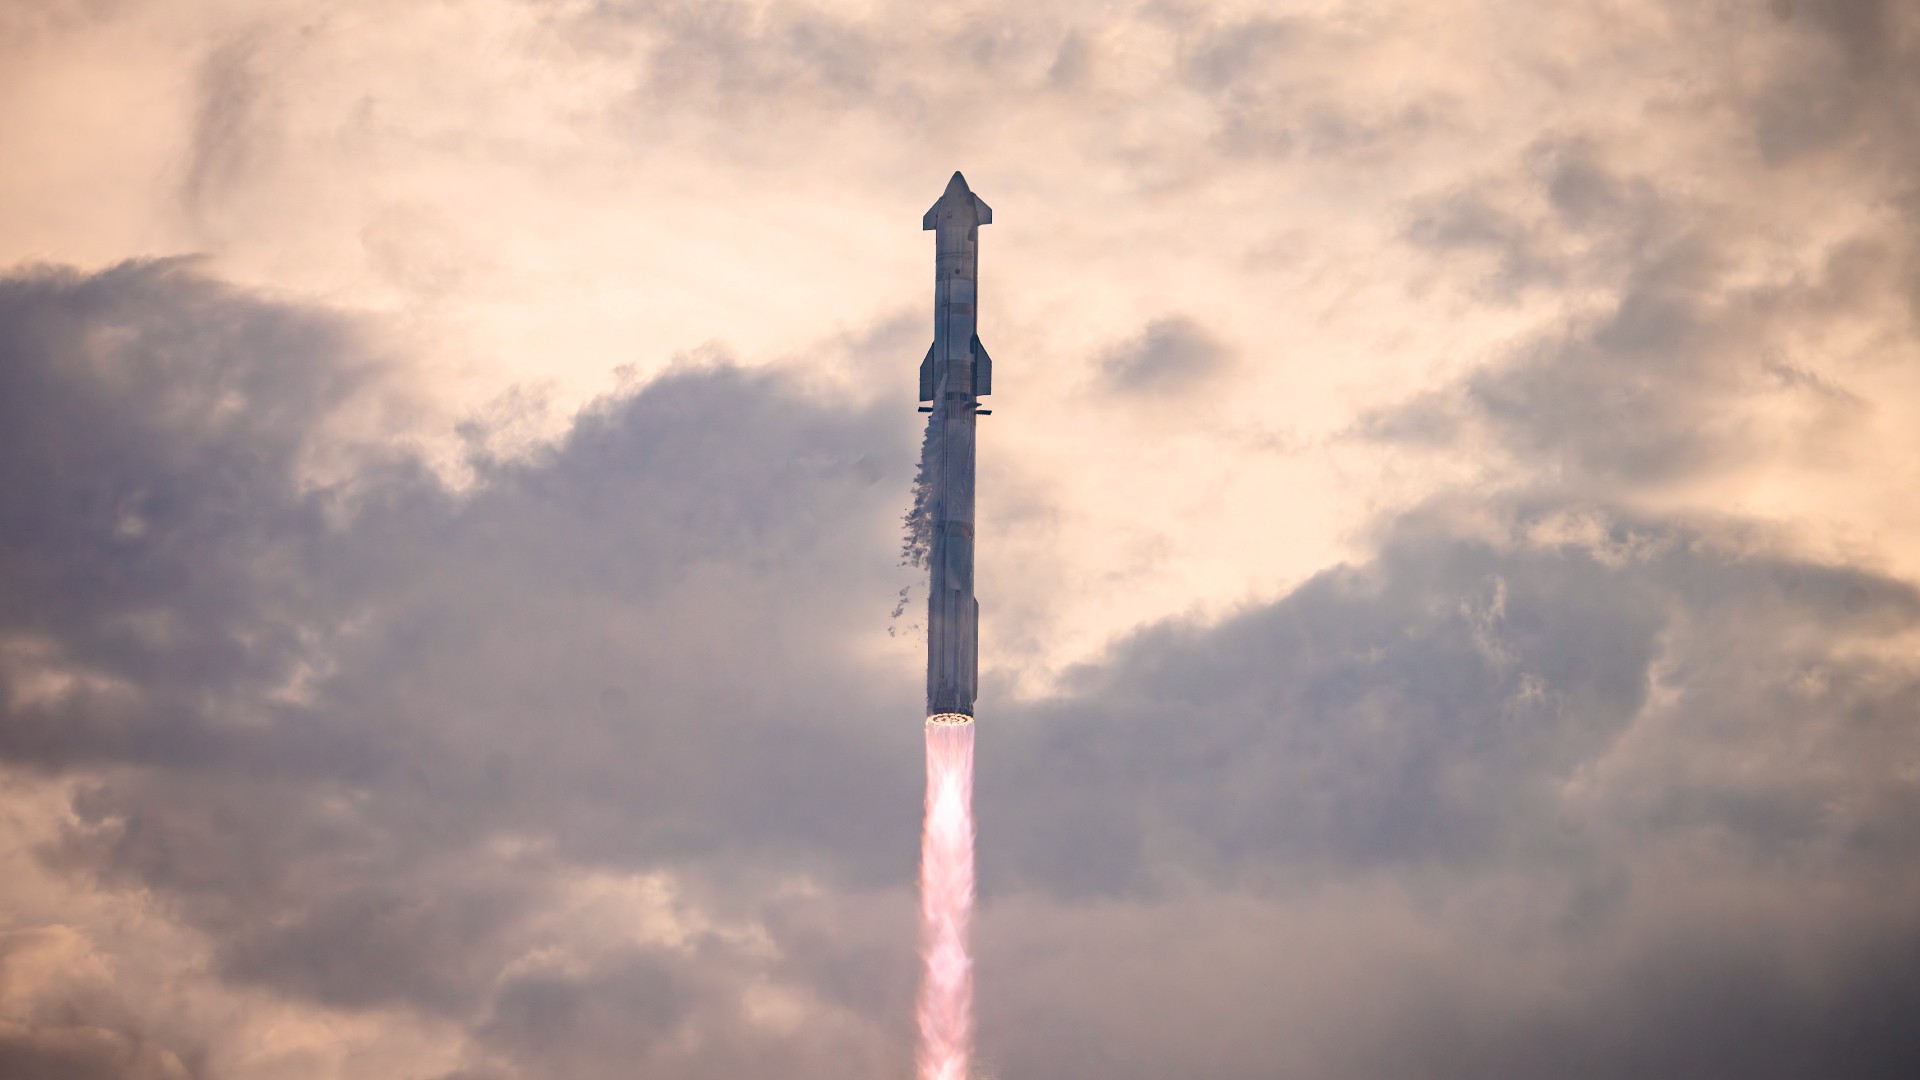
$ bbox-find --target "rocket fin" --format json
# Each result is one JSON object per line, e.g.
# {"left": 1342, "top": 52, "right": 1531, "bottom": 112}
{"left": 970, "top": 335, "right": 992, "bottom": 396}
{"left": 919, "top": 343, "right": 936, "bottom": 401}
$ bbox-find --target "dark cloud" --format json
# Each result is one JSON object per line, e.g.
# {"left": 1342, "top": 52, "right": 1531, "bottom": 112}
{"left": 964, "top": 879, "right": 1920, "bottom": 1080}
{"left": 984, "top": 496, "right": 1920, "bottom": 894}
{"left": 0, "top": 257, "right": 373, "bottom": 759}
{"left": 477, "top": 949, "right": 691, "bottom": 1074}
{"left": 1390, "top": 132, "right": 1905, "bottom": 487}
{"left": 8, "top": 46, "right": 1920, "bottom": 1060}
{"left": 1177, "top": 14, "right": 1458, "bottom": 162}
{"left": 1752, "top": 0, "right": 1918, "bottom": 166}
{"left": 571, "top": 0, "right": 1069, "bottom": 143}
{"left": 1404, "top": 137, "right": 1674, "bottom": 300}
{"left": 1097, "top": 315, "right": 1231, "bottom": 394}
{"left": 952, "top": 492, "right": 1920, "bottom": 1079}
{"left": 0, "top": 1027, "right": 192, "bottom": 1080}
{"left": 552, "top": 0, "right": 1455, "bottom": 188}
{"left": 1405, "top": 189, "right": 1566, "bottom": 295}
{"left": 1414, "top": 236, "right": 1885, "bottom": 486}
{"left": 0, "top": 259, "right": 926, "bottom": 1070}
{"left": 1346, "top": 923, "right": 1920, "bottom": 1080}
{"left": 1386, "top": 0, "right": 1920, "bottom": 487}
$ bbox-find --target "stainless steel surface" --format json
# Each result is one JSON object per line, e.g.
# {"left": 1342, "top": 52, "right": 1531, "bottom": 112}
{"left": 920, "top": 172, "right": 993, "bottom": 721}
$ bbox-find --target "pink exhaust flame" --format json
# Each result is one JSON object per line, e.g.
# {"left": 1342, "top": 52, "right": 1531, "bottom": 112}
{"left": 918, "top": 720, "right": 975, "bottom": 1080}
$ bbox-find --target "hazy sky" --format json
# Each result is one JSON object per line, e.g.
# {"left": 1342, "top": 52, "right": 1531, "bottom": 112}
{"left": 4, "top": 1, "right": 1920, "bottom": 1077}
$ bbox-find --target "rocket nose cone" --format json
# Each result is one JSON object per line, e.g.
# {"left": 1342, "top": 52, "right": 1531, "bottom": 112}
{"left": 923, "top": 170, "right": 989, "bottom": 230}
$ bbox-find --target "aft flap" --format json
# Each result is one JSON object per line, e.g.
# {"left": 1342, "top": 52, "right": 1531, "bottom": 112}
{"left": 919, "top": 343, "right": 936, "bottom": 401}
{"left": 970, "top": 335, "right": 992, "bottom": 396}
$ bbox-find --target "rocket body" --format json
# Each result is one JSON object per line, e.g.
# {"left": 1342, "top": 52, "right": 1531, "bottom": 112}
{"left": 920, "top": 172, "right": 993, "bottom": 723}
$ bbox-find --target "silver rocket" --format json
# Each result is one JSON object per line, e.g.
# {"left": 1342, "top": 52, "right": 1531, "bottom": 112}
{"left": 920, "top": 172, "right": 993, "bottom": 725}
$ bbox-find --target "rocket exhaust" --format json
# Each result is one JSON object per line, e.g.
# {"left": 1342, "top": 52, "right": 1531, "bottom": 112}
{"left": 918, "top": 721, "right": 975, "bottom": 1080}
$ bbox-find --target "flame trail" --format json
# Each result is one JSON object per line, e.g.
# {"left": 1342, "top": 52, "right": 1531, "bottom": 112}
{"left": 918, "top": 720, "right": 975, "bottom": 1080}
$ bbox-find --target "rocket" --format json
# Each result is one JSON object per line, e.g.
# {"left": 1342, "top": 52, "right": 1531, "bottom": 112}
{"left": 920, "top": 172, "right": 993, "bottom": 725}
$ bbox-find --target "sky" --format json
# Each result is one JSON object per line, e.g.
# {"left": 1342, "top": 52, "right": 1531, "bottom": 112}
{"left": 2, "top": 0, "right": 1919, "bottom": 1077}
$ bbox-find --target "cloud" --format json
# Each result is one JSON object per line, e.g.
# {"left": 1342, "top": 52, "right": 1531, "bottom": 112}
{"left": 959, "top": 492, "right": 1920, "bottom": 1077}
{"left": 1753, "top": 0, "right": 1919, "bottom": 166}
{"left": 181, "top": 35, "right": 267, "bottom": 228}
{"left": 0, "top": 1026, "right": 193, "bottom": 1080}
{"left": 475, "top": 948, "right": 690, "bottom": 1076}
{"left": 8, "top": 227, "right": 1920, "bottom": 1077}
{"left": 1097, "top": 316, "right": 1232, "bottom": 395}
{"left": 5, "top": 2, "right": 1920, "bottom": 1078}
{"left": 1385, "top": 132, "right": 1911, "bottom": 493}
{"left": 985, "top": 496, "right": 1920, "bottom": 890}
{"left": 0, "top": 259, "right": 926, "bottom": 1073}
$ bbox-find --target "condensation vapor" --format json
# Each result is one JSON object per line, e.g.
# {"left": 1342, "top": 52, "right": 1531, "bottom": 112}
{"left": 918, "top": 722, "right": 975, "bottom": 1080}
{"left": 901, "top": 407, "right": 941, "bottom": 569}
